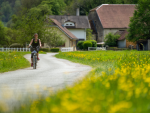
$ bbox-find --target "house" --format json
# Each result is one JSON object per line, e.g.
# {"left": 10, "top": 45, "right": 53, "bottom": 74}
{"left": 43, "top": 19, "right": 78, "bottom": 51}
{"left": 88, "top": 4, "right": 136, "bottom": 42}
{"left": 49, "top": 15, "right": 91, "bottom": 43}
{"left": 115, "top": 30, "right": 137, "bottom": 49}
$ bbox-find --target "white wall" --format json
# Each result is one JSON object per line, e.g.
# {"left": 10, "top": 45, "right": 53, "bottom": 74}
{"left": 68, "top": 29, "right": 86, "bottom": 40}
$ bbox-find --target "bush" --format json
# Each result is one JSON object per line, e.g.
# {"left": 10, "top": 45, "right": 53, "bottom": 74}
{"left": 105, "top": 33, "right": 120, "bottom": 47}
{"left": 77, "top": 41, "right": 84, "bottom": 50}
{"left": 50, "top": 48, "right": 59, "bottom": 52}
{"left": 40, "top": 48, "right": 50, "bottom": 52}
{"left": 89, "top": 40, "right": 97, "bottom": 47}
{"left": 83, "top": 41, "right": 92, "bottom": 50}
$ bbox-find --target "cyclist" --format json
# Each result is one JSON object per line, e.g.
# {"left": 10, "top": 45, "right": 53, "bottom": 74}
{"left": 29, "top": 33, "right": 42, "bottom": 67}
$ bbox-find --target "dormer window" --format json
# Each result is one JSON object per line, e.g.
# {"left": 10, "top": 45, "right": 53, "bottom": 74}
{"left": 64, "top": 21, "right": 75, "bottom": 27}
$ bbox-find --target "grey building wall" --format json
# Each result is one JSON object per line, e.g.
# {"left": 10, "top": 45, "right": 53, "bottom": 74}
{"left": 118, "top": 39, "right": 126, "bottom": 48}
{"left": 88, "top": 11, "right": 104, "bottom": 42}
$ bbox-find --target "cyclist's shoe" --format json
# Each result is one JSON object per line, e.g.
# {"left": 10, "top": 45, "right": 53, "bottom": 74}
{"left": 37, "top": 57, "right": 40, "bottom": 60}
{"left": 31, "top": 63, "right": 33, "bottom": 67}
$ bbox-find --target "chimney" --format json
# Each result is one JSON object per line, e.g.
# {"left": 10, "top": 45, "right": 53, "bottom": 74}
{"left": 76, "top": 8, "right": 80, "bottom": 16}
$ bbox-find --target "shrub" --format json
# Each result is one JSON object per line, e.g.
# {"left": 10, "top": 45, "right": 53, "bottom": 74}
{"left": 50, "top": 48, "right": 59, "bottom": 52}
{"left": 83, "top": 41, "right": 92, "bottom": 50}
{"left": 89, "top": 40, "right": 97, "bottom": 47}
{"left": 104, "top": 33, "right": 120, "bottom": 47}
{"left": 40, "top": 48, "right": 50, "bottom": 52}
{"left": 77, "top": 41, "right": 84, "bottom": 50}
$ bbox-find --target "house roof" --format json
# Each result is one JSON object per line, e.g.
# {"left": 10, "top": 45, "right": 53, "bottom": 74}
{"left": 90, "top": 4, "right": 136, "bottom": 28}
{"left": 115, "top": 30, "right": 128, "bottom": 40}
{"left": 49, "top": 15, "right": 90, "bottom": 29}
{"left": 51, "top": 19, "right": 78, "bottom": 40}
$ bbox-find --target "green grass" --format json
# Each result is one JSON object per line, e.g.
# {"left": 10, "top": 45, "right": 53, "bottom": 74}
{"left": 0, "top": 51, "right": 30, "bottom": 73}
{"left": 0, "top": 51, "right": 46, "bottom": 73}
{"left": 1, "top": 50, "right": 150, "bottom": 113}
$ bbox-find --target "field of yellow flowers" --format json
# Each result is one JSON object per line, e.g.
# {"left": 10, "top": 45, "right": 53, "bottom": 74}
{"left": 0, "top": 51, "right": 30, "bottom": 73}
{"left": 1, "top": 50, "right": 150, "bottom": 113}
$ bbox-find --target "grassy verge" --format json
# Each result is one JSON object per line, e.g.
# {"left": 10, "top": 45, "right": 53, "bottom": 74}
{"left": 0, "top": 51, "right": 30, "bottom": 73}
{"left": 0, "top": 51, "right": 46, "bottom": 73}
{"left": 1, "top": 50, "right": 150, "bottom": 113}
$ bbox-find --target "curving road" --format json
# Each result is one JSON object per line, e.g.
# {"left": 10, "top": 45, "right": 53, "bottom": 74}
{"left": 0, "top": 53, "right": 91, "bottom": 108}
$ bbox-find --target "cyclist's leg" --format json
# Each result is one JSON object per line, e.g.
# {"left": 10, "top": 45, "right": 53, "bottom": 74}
{"left": 37, "top": 50, "right": 40, "bottom": 60}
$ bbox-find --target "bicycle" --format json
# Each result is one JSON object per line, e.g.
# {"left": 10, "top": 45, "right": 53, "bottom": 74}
{"left": 30, "top": 46, "right": 39, "bottom": 69}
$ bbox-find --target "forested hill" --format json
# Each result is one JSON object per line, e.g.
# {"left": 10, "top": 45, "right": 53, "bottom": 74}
{"left": 0, "top": 0, "right": 139, "bottom": 25}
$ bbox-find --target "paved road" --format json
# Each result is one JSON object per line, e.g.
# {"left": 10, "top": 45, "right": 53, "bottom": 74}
{"left": 0, "top": 53, "right": 91, "bottom": 108}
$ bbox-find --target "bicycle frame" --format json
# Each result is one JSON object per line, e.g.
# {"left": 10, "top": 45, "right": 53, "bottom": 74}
{"left": 30, "top": 46, "right": 39, "bottom": 69}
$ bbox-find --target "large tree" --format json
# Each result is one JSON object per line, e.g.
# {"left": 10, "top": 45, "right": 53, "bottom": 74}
{"left": 44, "top": 28, "right": 66, "bottom": 48}
{"left": 127, "top": 0, "right": 150, "bottom": 42}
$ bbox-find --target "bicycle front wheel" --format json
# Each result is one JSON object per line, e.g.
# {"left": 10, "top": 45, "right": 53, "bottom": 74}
{"left": 33, "top": 55, "right": 37, "bottom": 69}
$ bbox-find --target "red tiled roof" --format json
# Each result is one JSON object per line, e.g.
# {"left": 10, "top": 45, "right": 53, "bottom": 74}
{"left": 51, "top": 19, "right": 78, "bottom": 40}
{"left": 115, "top": 30, "right": 128, "bottom": 40}
{"left": 92, "top": 4, "right": 136, "bottom": 28}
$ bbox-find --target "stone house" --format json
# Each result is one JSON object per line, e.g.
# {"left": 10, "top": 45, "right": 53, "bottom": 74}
{"left": 88, "top": 4, "right": 136, "bottom": 42}
{"left": 43, "top": 19, "right": 78, "bottom": 51}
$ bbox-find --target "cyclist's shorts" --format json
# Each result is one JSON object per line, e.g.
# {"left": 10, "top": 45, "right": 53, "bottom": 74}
{"left": 31, "top": 51, "right": 38, "bottom": 58}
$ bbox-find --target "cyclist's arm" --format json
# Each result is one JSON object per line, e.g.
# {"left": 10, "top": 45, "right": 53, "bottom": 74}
{"left": 29, "top": 39, "right": 33, "bottom": 46}
{"left": 39, "top": 39, "right": 42, "bottom": 47}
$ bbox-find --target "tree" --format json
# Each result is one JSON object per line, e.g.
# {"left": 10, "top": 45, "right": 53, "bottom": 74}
{"left": 104, "top": 33, "right": 120, "bottom": 47}
{"left": 86, "top": 29, "right": 94, "bottom": 40}
{"left": 44, "top": 28, "right": 66, "bottom": 48}
{"left": 127, "top": 0, "right": 150, "bottom": 42}
{"left": 0, "top": 21, "right": 6, "bottom": 46}
{"left": 0, "top": 21, "right": 17, "bottom": 47}
{"left": 0, "top": 1, "right": 12, "bottom": 22}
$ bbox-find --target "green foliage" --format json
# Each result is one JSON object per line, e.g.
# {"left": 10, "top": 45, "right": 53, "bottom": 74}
{"left": 44, "top": 27, "right": 66, "bottom": 48}
{"left": 86, "top": 29, "right": 93, "bottom": 40}
{"left": 83, "top": 41, "right": 92, "bottom": 50}
{"left": 40, "top": 48, "right": 50, "bottom": 52}
{"left": 88, "top": 40, "right": 97, "bottom": 47}
{"left": 0, "top": 1, "right": 12, "bottom": 22}
{"left": 50, "top": 48, "right": 60, "bottom": 52}
{"left": 77, "top": 41, "right": 84, "bottom": 50}
{"left": 0, "top": 21, "right": 6, "bottom": 46}
{"left": 127, "top": 0, "right": 150, "bottom": 42}
{"left": 77, "top": 40, "right": 97, "bottom": 50}
{"left": 105, "top": 33, "right": 120, "bottom": 47}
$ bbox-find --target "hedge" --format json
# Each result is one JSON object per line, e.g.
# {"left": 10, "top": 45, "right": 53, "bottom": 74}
{"left": 77, "top": 40, "right": 97, "bottom": 50}
{"left": 50, "top": 48, "right": 59, "bottom": 52}
{"left": 40, "top": 48, "right": 50, "bottom": 52}
{"left": 83, "top": 41, "right": 92, "bottom": 50}
{"left": 89, "top": 40, "right": 97, "bottom": 47}
{"left": 77, "top": 41, "right": 84, "bottom": 49}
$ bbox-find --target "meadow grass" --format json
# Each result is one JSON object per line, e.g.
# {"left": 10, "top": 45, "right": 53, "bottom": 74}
{"left": 1, "top": 50, "right": 150, "bottom": 113}
{"left": 0, "top": 51, "right": 46, "bottom": 73}
{"left": 0, "top": 51, "right": 30, "bottom": 73}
